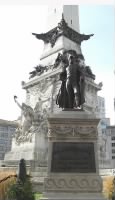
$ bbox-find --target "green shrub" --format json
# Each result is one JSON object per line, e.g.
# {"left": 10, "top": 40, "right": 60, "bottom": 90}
{"left": 34, "top": 192, "right": 43, "bottom": 200}
{"left": 7, "top": 159, "right": 35, "bottom": 200}
{"left": 7, "top": 178, "right": 35, "bottom": 200}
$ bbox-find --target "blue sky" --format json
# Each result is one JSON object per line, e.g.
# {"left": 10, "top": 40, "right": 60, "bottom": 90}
{"left": 79, "top": 5, "right": 114, "bottom": 73}
{"left": 79, "top": 5, "right": 115, "bottom": 124}
{"left": 0, "top": 5, "right": 114, "bottom": 124}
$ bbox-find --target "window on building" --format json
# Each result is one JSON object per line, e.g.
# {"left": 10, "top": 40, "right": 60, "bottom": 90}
{"left": 112, "top": 156, "right": 115, "bottom": 159}
{"left": 0, "top": 126, "right": 8, "bottom": 132}
{"left": 0, "top": 153, "right": 4, "bottom": 160}
{"left": 0, "top": 132, "right": 8, "bottom": 137}
{"left": 102, "top": 130, "right": 105, "bottom": 134}
{"left": 112, "top": 143, "right": 115, "bottom": 147}
{"left": 0, "top": 146, "right": 4, "bottom": 151}
{"left": 112, "top": 149, "right": 115, "bottom": 153}
{"left": 102, "top": 101, "right": 104, "bottom": 107}
{"left": 101, "top": 120, "right": 106, "bottom": 126}
{"left": 0, "top": 140, "right": 5, "bottom": 144}
{"left": 4, "top": 132, "right": 8, "bottom": 137}
{"left": 111, "top": 130, "right": 115, "bottom": 134}
{"left": 112, "top": 136, "right": 115, "bottom": 140}
{"left": 9, "top": 127, "right": 16, "bottom": 134}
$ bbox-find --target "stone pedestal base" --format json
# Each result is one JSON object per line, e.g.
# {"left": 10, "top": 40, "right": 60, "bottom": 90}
{"left": 42, "top": 174, "right": 105, "bottom": 200}
{"left": 41, "top": 192, "right": 105, "bottom": 200}
{"left": 41, "top": 111, "right": 106, "bottom": 200}
{"left": 44, "top": 174, "right": 102, "bottom": 193}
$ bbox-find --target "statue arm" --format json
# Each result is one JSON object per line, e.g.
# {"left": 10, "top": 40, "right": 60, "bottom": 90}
{"left": 14, "top": 96, "right": 23, "bottom": 110}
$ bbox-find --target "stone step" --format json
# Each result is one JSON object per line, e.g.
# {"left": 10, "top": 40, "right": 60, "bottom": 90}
{"left": 31, "top": 166, "right": 47, "bottom": 172}
{"left": 30, "top": 171, "right": 47, "bottom": 177}
{"left": 31, "top": 177, "right": 45, "bottom": 193}
{"left": 31, "top": 176, "right": 45, "bottom": 183}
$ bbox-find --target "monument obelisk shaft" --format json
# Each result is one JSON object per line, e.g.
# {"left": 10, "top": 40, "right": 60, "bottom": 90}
{"left": 40, "top": 5, "right": 82, "bottom": 65}
{"left": 47, "top": 5, "right": 80, "bottom": 32}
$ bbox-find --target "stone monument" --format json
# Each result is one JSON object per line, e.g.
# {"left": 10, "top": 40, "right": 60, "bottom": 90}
{"left": 4, "top": 5, "right": 103, "bottom": 194}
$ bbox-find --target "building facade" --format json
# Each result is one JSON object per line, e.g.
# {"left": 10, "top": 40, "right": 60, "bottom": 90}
{"left": 98, "top": 118, "right": 111, "bottom": 169}
{"left": 96, "top": 96, "right": 112, "bottom": 169}
{"left": 96, "top": 96, "right": 105, "bottom": 118}
{"left": 0, "top": 119, "right": 17, "bottom": 160}
{"left": 106, "top": 126, "right": 115, "bottom": 168}
{"left": 96, "top": 96, "right": 115, "bottom": 169}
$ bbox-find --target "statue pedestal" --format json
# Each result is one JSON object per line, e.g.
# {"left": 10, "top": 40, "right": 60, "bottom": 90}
{"left": 42, "top": 111, "right": 105, "bottom": 200}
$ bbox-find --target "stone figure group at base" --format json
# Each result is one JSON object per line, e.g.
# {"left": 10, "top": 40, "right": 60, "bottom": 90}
{"left": 13, "top": 96, "right": 48, "bottom": 144}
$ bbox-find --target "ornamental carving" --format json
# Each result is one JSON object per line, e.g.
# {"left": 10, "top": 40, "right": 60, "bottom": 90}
{"left": 75, "top": 127, "right": 96, "bottom": 135}
{"left": 44, "top": 175, "right": 102, "bottom": 192}
{"left": 48, "top": 126, "right": 97, "bottom": 138}
{"left": 48, "top": 127, "right": 73, "bottom": 137}
{"left": 32, "top": 14, "right": 94, "bottom": 48}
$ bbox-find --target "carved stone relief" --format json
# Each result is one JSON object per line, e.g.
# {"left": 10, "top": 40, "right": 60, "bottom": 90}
{"left": 14, "top": 96, "right": 50, "bottom": 145}
{"left": 44, "top": 175, "right": 102, "bottom": 192}
{"left": 48, "top": 125, "right": 97, "bottom": 139}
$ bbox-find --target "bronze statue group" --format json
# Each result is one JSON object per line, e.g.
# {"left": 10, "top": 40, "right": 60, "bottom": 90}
{"left": 56, "top": 50, "right": 94, "bottom": 110}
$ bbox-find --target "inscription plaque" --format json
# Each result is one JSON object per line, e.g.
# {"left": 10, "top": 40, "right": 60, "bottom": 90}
{"left": 51, "top": 142, "right": 96, "bottom": 173}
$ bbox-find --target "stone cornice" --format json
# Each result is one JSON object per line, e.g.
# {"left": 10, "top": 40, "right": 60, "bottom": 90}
{"left": 0, "top": 119, "right": 18, "bottom": 126}
{"left": 22, "top": 68, "right": 61, "bottom": 89}
{"left": 47, "top": 111, "right": 100, "bottom": 125}
{"left": 22, "top": 70, "right": 102, "bottom": 91}
{"left": 32, "top": 15, "right": 94, "bottom": 47}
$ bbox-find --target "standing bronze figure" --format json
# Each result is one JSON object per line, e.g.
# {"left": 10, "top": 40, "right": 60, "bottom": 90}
{"left": 56, "top": 51, "right": 85, "bottom": 109}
